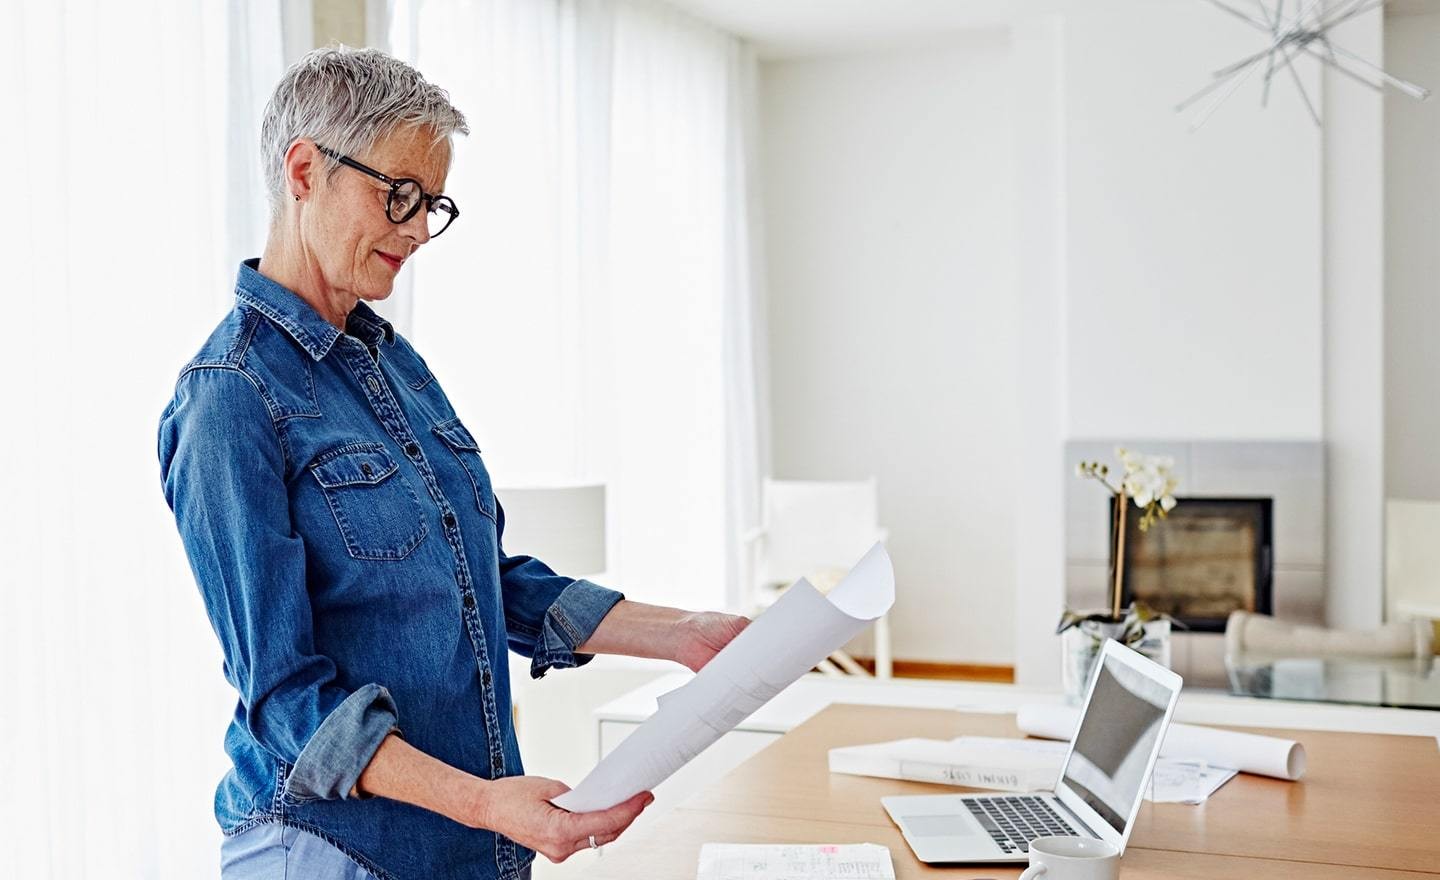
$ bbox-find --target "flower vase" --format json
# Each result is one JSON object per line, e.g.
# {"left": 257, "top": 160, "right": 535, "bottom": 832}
{"left": 1061, "top": 613, "right": 1172, "bottom": 703}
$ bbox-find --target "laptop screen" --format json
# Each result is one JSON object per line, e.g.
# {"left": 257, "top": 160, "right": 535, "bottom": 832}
{"left": 1059, "top": 651, "right": 1174, "bottom": 833}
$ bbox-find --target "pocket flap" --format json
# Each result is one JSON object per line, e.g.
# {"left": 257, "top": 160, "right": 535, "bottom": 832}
{"left": 310, "top": 444, "right": 399, "bottom": 489}
{"left": 432, "top": 419, "right": 481, "bottom": 452}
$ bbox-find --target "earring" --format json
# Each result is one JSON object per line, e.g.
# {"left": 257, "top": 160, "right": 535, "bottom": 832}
{"left": 294, "top": 194, "right": 300, "bottom": 202}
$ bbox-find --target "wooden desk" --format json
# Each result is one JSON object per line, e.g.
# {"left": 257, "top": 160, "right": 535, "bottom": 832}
{"left": 583, "top": 704, "right": 1440, "bottom": 878}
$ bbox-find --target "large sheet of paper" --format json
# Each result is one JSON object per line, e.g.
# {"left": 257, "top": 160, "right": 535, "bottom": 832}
{"left": 697, "top": 843, "right": 895, "bottom": 880}
{"left": 1015, "top": 704, "right": 1306, "bottom": 781}
{"left": 552, "top": 542, "right": 895, "bottom": 812}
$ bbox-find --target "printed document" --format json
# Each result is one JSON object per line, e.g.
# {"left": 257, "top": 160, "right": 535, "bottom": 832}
{"left": 552, "top": 543, "right": 895, "bottom": 812}
{"left": 697, "top": 843, "right": 895, "bottom": 880}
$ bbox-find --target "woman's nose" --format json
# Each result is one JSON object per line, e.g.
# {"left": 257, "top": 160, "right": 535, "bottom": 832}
{"left": 400, "top": 207, "right": 431, "bottom": 245}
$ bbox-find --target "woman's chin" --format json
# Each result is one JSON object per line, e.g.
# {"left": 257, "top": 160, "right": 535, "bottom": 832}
{"left": 359, "top": 282, "right": 395, "bottom": 303}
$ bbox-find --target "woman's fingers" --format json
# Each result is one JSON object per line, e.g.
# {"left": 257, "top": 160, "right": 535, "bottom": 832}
{"left": 538, "top": 789, "right": 653, "bottom": 862}
{"left": 543, "top": 829, "right": 624, "bottom": 864}
{"left": 571, "top": 790, "right": 653, "bottom": 838}
{"left": 571, "top": 831, "right": 621, "bottom": 852}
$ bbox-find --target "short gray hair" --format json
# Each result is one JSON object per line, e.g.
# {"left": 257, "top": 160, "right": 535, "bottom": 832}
{"left": 260, "top": 46, "right": 469, "bottom": 217}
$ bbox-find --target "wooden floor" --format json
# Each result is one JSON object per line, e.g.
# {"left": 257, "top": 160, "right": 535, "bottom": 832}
{"left": 853, "top": 657, "right": 1016, "bottom": 683}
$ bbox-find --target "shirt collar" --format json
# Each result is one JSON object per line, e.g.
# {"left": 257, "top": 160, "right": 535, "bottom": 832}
{"left": 346, "top": 300, "right": 397, "bottom": 349}
{"left": 234, "top": 258, "right": 394, "bottom": 360}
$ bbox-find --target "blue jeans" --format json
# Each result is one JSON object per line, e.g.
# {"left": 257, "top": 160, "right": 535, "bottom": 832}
{"left": 221, "top": 823, "right": 533, "bottom": 880}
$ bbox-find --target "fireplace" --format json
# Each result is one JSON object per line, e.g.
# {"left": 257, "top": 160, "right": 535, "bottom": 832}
{"left": 1064, "top": 440, "right": 1324, "bottom": 685}
{"left": 1115, "top": 497, "right": 1274, "bottom": 633}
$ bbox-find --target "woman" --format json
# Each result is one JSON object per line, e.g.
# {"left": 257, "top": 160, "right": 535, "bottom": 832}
{"left": 158, "top": 47, "right": 748, "bottom": 880}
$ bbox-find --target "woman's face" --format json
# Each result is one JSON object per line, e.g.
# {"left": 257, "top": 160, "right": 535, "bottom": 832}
{"left": 303, "top": 125, "right": 451, "bottom": 304}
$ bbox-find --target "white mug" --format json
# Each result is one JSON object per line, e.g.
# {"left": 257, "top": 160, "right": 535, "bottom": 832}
{"left": 1017, "top": 836, "right": 1121, "bottom": 880}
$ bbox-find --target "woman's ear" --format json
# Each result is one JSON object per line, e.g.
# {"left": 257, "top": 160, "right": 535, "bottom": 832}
{"left": 284, "top": 139, "right": 319, "bottom": 202}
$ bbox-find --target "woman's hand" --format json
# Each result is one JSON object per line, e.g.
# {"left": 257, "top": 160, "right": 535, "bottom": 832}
{"left": 468, "top": 775, "right": 654, "bottom": 863}
{"left": 577, "top": 601, "right": 750, "bottom": 672}
{"left": 672, "top": 611, "right": 750, "bottom": 673}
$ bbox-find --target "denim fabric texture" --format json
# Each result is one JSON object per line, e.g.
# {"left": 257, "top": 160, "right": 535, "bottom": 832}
{"left": 220, "top": 820, "right": 538, "bottom": 880}
{"left": 159, "top": 260, "right": 624, "bottom": 880}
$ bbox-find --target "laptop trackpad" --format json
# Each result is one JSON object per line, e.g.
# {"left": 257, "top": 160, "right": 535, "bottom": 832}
{"left": 905, "top": 814, "right": 984, "bottom": 838}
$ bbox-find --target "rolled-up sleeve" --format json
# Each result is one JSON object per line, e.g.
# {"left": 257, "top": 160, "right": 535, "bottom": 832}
{"left": 494, "top": 500, "right": 624, "bottom": 679}
{"left": 159, "top": 366, "right": 398, "bottom": 801}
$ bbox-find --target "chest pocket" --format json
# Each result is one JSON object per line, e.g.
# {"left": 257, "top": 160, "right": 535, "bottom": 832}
{"left": 309, "top": 443, "right": 429, "bottom": 560}
{"left": 432, "top": 419, "right": 498, "bottom": 522}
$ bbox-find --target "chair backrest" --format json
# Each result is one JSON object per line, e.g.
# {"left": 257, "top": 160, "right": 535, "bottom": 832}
{"left": 760, "top": 478, "right": 881, "bottom": 587}
{"left": 1387, "top": 499, "right": 1440, "bottom": 619}
{"left": 492, "top": 484, "right": 607, "bottom": 576}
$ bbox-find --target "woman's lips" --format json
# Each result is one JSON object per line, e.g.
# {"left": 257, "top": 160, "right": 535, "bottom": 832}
{"left": 376, "top": 251, "right": 403, "bottom": 271}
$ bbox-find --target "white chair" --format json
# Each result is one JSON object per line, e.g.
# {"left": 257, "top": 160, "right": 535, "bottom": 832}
{"left": 1387, "top": 500, "right": 1440, "bottom": 644}
{"left": 492, "top": 484, "right": 607, "bottom": 578}
{"left": 741, "top": 478, "right": 893, "bottom": 678}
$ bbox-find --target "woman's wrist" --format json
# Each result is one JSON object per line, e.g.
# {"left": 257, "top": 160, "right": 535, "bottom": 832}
{"left": 458, "top": 775, "right": 496, "bottom": 830}
{"left": 357, "top": 734, "right": 494, "bottom": 829}
{"left": 576, "top": 600, "right": 690, "bottom": 662}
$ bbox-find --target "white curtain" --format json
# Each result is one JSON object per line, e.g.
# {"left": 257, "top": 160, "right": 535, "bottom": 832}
{"left": 391, "top": 0, "right": 767, "bottom": 612}
{"left": 0, "top": 1, "right": 285, "bottom": 876}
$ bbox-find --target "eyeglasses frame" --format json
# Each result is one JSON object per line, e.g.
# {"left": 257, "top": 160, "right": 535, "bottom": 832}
{"left": 315, "top": 144, "right": 459, "bottom": 237}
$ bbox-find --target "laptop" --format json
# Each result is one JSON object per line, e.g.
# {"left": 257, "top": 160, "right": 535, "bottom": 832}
{"left": 882, "top": 638, "right": 1183, "bottom": 863}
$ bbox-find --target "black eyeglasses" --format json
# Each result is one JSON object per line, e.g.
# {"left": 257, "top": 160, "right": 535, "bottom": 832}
{"left": 317, "top": 145, "right": 459, "bottom": 239}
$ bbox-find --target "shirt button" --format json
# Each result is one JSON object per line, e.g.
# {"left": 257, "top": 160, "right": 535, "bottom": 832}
{"left": 463, "top": 593, "right": 475, "bottom": 610}
{"left": 367, "top": 376, "right": 380, "bottom": 394}
{"left": 482, "top": 669, "right": 492, "bottom": 687}
{"left": 405, "top": 442, "right": 421, "bottom": 458}
{"left": 443, "top": 512, "right": 457, "bottom": 529}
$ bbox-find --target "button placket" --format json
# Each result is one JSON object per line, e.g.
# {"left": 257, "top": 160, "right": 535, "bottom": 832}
{"left": 342, "top": 342, "right": 512, "bottom": 791}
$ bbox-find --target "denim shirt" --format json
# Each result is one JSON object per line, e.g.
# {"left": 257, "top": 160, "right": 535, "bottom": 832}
{"left": 158, "top": 259, "right": 624, "bottom": 880}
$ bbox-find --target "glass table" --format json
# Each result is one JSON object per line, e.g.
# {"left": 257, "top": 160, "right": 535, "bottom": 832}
{"left": 1226, "top": 654, "right": 1440, "bottom": 711}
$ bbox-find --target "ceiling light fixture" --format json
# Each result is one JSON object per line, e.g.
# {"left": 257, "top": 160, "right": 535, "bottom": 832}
{"left": 1179, "top": 0, "right": 1430, "bottom": 131}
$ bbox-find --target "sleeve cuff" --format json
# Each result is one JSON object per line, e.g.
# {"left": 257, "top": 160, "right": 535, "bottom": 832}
{"left": 529, "top": 579, "right": 625, "bottom": 680}
{"left": 283, "top": 683, "right": 400, "bottom": 802}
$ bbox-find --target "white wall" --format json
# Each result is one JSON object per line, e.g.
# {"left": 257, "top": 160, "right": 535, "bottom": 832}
{"left": 1062, "top": 3, "right": 1323, "bottom": 440}
{"left": 761, "top": 34, "right": 1020, "bottom": 665}
{"left": 1385, "top": 10, "right": 1440, "bottom": 503}
{"left": 1011, "top": 15, "right": 1068, "bottom": 685}
{"left": 757, "top": 0, "right": 1397, "bottom": 674}
{"left": 1323, "top": 5, "right": 1386, "bottom": 630}
{"left": 1011, "top": 1, "right": 1330, "bottom": 681}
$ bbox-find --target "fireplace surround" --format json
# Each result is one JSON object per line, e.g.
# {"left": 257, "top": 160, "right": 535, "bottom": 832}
{"left": 1065, "top": 441, "right": 1325, "bottom": 684}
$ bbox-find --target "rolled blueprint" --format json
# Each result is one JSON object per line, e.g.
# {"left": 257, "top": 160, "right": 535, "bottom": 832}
{"left": 552, "top": 542, "right": 896, "bottom": 812}
{"left": 1015, "top": 704, "right": 1306, "bottom": 781}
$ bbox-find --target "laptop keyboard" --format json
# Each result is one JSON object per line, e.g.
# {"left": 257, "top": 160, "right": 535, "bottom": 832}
{"left": 964, "top": 795, "right": 1078, "bottom": 855}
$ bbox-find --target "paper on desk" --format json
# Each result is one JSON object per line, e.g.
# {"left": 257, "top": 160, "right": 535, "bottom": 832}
{"left": 1015, "top": 704, "right": 1307, "bottom": 780}
{"left": 994, "top": 739, "right": 1238, "bottom": 804}
{"left": 1147, "top": 760, "right": 1237, "bottom": 804}
{"left": 833, "top": 736, "right": 1235, "bottom": 804}
{"left": 697, "top": 843, "right": 895, "bottom": 880}
{"left": 551, "top": 543, "right": 895, "bottom": 812}
{"left": 829, "top": 736, "right": 1065, "bottom": 792}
